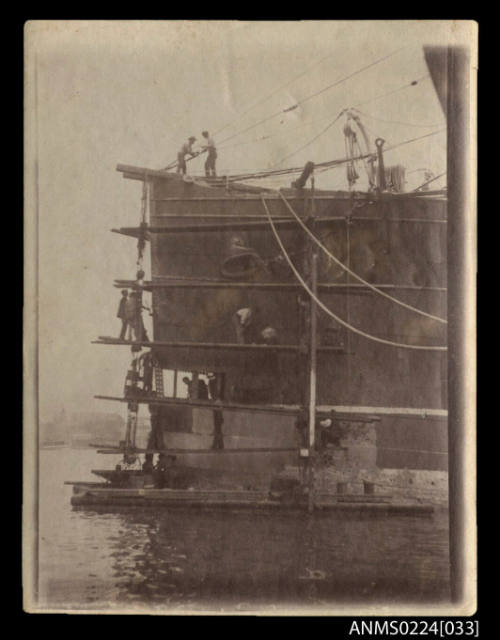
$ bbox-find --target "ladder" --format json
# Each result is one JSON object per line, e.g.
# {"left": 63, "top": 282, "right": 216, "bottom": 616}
{"left": 154, "top": 367, "right": 164, "bottom": 397}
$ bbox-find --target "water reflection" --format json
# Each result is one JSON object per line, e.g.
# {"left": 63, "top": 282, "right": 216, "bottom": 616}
{"left": 39, "top": 449, "right": 450, "bottom": 611}
{"left": 71, "top": 506, "right": 450, "bottom": 610}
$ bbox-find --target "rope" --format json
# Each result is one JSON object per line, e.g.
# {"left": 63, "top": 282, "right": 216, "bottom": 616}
{"left": 260, "top": 196, "right": 447, "bottom": 352}
{"left": 296, "top": 48, "right": 405, "bottom": 108}
{"left": 212, "top": 49, "right": 341, "bottom": 138}
{"left": 216, "top": 47, "right": 404, "bottom": 149}
{"left": 213, "top": 74, "right": 433, "bottom": 156}
{"left": 277, "top": 192, "right": 447, "bottom": 324}
{"left": 413, "top": 171, "right": 446, "bottom": 192}
{"left": 272, "top": 110, "right": 346, "bottom": 167}
{"left": 214, "top": 129, "right": 445, "bottom": 185}
{"left": 353, "top": 107, "right": 443, "bottom": 129}
{"left": 163, "top": 68, "right": 431, "bottom": 174}
{"left": 217, "top": 114, "right": 337, "bottom": 151}
{"left": 352, "top": 74, "right": 431, "bottom": 109}
{"left": 384, "top": 129, "right": 446, "bottom": 154}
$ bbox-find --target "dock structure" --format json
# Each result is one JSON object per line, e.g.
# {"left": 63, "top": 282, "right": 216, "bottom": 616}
{"left": 67, "top": 482, "right": 434, "bottom": 516}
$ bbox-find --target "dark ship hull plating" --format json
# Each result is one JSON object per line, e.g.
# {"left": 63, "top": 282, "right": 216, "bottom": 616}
{"left": 114, "top": 167, "right": 447, "bottom": 487}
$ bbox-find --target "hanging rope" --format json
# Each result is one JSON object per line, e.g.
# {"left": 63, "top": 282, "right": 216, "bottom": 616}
{"left": 277, "top": 191, "right": 447, "bottom": 324}
{"left": 260, "top": 196, "right": 447, "bottom": 352}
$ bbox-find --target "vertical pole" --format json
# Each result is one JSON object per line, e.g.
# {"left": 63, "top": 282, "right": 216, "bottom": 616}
{"left": 447, "top": 45, "right": 473, "bottom": 606}
{"left": 130, "top": 403, "right": 138, "bottom": 449}
{"left": 192, "top": 372, "right": 199, "bottom": 400}
{"left": 124, "top": 405, "right": 132, "bottom": 449}
{"left": 307, "top": 176, "right": 318, "bottom": 513}
{"left": 375, "top": 138, "right": 387, "bottom": 191}
{"left": 308, "top": 253, "right": 318, "bottom": 512}
{"left": 145, "top": 178, "right": 151, "bottom": 224}
{"left": 173, "top": 369, "right": 178, "bottom": 398}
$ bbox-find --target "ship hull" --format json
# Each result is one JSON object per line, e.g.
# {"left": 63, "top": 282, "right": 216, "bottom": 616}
{"left": 117, "top": 167, "right": 448, "bottom": 488}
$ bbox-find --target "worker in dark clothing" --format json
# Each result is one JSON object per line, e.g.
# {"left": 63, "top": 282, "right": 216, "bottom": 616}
{"left": 139, "top": 351, "right": 154, "bottom": 394}
{"left": 124, "top": 291, "right": 138, "bottom": 341}
{"left": 183, "top": 375, "right": 209, "bottom": 400}
{"left": 198, "top": 379, "right": 209, "bottom": 400}
{"left": 259, "top": 326, "right": 279, "bottom": 345}
{"left": 182, "top": 376, "right": 193, "bottom": 398}
{"left": 134, "top": 288, "right": 151, "bottom": 343}
{"left": 208, "top": 372, "right": 219, "bottom": 401}
{"left": 117, "top": 290, "right": 129, "bottom": 340}
{"left": 295, "top": 410, "right": 309, "bottom": 448}
{"left": 177, "top": 136, "right": 198, "bottom": 175}
{"left": 232, "top": 306, "right": 262, "bottom": 344}
{"left": 316, "top": 417, "right": 333, "bottom": 450}
{"left": 212, "top": 402, "right": 224, "bottom": 450}
{"left": 154, "top": 453, "right": 168, "bottom": 489}
{"left": 201, "top": 131, "right": 217, "bottom": 177}
{"left": 142, "top": 454, "right": 154, "bottom": 473}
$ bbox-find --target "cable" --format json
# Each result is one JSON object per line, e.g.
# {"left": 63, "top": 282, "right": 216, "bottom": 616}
{"left": 217, "top": 47, "right": 404, "bottom": 149}
{"left": 413, "top": 171, "right": 446, "bottom": 192}
{"left": 271, "top": 110, "right": 346, "bottom": 167}
{"left": 169, "top": 128, "right": 445, "bottom": 189}
{"left": 213, "top": 49, "right": 341, "bottom": 137}
{"left": 384, "top": 128, "right": 446, "bottom": 153}
{"left": 353, "top": 108, "right": 443, "bottom": 129}
{"left": 261, "top": 196, "right": 447, "bottom": 352}
{"left": 299, "top": 47, "right": 405, "bottom": 108}
{"left": 352, "top": 74, "right": 431, "bottom": 109}
{"left": 277, "top": 191, "right": 447, "bottom": 324}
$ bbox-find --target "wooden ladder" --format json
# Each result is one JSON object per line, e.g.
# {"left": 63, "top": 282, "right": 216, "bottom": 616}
{"left": 154, "top": 367, "right": 164, "bottom": 397}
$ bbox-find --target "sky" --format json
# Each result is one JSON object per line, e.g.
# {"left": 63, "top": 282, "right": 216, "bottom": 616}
{"left": 24, "top": 20, "right": 475, "bottom": 423}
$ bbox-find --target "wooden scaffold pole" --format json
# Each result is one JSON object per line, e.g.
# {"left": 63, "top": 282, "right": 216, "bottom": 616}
{"left": 307, "top": 175, "right": 318, "bottom": 513}
{"left": 307, "top": 251, "right": 318, "bottom": 512}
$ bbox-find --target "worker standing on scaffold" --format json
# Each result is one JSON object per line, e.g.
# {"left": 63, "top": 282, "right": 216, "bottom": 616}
{"left": 176, "top": 136, "right": 198, "bottom": 175}
{"left": 201, "top": 131, "right": 217, "bottom": 177}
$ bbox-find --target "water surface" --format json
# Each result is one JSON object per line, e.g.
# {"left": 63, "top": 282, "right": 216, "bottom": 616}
{"left": 37, "top": 448, "right": 450, "bottom": 612}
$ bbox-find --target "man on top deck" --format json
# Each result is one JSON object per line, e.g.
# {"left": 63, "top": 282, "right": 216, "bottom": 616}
{"left": 176, "top": 136, "right": 198, "bottom": 175}
{"left": 201, "top": 130, "right": 217, "bottom": 177}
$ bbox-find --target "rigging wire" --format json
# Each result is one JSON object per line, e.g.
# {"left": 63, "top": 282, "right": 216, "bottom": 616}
{"left": 222, "top": 128, "right": 445, "bottom": 183}
{"left": 261, "top": 196, "right": 447, "bottom": 352}
{"left": 352, "top": 74, "right": 431, "bottom": 109}
{"left": 212, "top": 49, "right": 342, "bottom": 137}
{"left": 384, "top": 128, "right": 446, "bottom": 154}
{"left": 271, "top": 110, "right": 346, "bottom": 167}
{"left": 216, "top": 47, "right": 404, "bottom": 148}
{"left": 217, "top": 74, "right": 434, "bottom": 154}
{"left": 296, "top": 47, "right": 405, "bottom": 108}
{"left": 413, "top": 171, "right": 447, "bottom": 191}
{"left": 353, "top": 108, "right": 443, "bottom": 129}
{"left": 277, "top": 191, "right": 448, "bottom": 324}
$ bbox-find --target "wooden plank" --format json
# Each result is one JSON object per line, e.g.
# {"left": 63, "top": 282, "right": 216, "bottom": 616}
{"left": 93, "top": 337, "right": 344, "bottom": 353}
{"left": 95, "top": 447, "right": 298, "bottom": 455}
{"left": 93, "top": 394, "right": 381, "bottom": 421}
{"left": 114, "top": 279, "right": 447, "bottom": 292}
{"left": 111, "top": 214, "right": 445, "bottom": 238}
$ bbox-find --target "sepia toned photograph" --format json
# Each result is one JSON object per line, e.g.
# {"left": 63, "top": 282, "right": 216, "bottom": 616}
{"left": 23, "top": 20, "right": 477, "bottom": 615}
